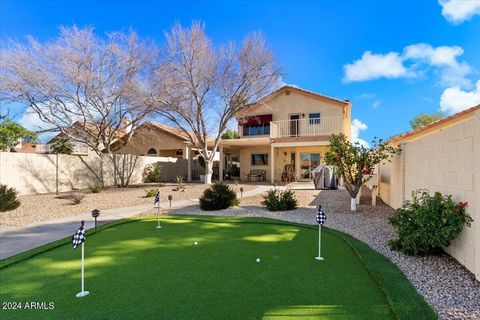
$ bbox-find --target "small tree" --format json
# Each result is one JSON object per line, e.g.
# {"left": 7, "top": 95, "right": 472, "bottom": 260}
{"left": 325, "top": 134, "right": 399, "bottom": 211}
{"left": 0, "top": 118, "right": 37, "bottom": 151}
{"left": 409, "top": 112, "right": 444, "bottom": 130}
{"left": 50, "top": 136, "right": 74, "bottom": 154}
{"left": 50, "top": 136, "right": 74, "bottom": 194}
{"left": 221, "top": 129, "right": 239, "bottom": 140}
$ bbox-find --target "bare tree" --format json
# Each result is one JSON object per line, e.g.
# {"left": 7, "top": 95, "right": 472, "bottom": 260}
{"left": 0, "top": 26, "right": 156, "bottom": 185}
{"left": 152, "top": 22, "right": 281, "bottom": 183}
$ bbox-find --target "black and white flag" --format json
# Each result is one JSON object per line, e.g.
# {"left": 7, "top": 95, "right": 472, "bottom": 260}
{"left": 72, "top": 221, "right": 86, "bottom": 249}
{"left": 316, "top": 206, "right": 326, "bottom": 226}
{"left": 154, "top": 190, "right": 160, "bottom": 205}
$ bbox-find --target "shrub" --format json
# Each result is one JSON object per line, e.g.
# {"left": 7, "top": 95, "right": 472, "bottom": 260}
{"left": 199, "top": 183, "right": 239, "bottom": 211}
{"left": 0, "top": 184, "right": 20, "bottom": 212}
{"left": 262, "top": 189, "right": 298, "bottom": 211}
{"left": 67, "top": 194, "right": 85, "bottom": 205}
{"left": 143, "top": 162, "right": 161, "bottom": 183}
{"left": 389, "top": 190, "right": 473, "bottom": 255}
{"left": 89, "top": 182, "right": 102, "bottom": 193}
{"left": 145, "top": 188, "right": 158, "bottom": 198}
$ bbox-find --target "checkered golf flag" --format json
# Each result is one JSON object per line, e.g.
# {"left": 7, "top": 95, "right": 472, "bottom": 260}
{"left": 316, "top": 206, "right": 326, "bottom": 226}
{"left": 72, "top": 221, "right": 86, "bottom": 249}
{"left": 154, "top": 190, "right": 160, "bottom": 205}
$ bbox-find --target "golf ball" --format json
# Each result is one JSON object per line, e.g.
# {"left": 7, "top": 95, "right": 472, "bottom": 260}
{"left": 194, "top": 241, "right": 198, "bottom": 245}
{"left": 256, "top": 258, "right": 261, "bottom": 263}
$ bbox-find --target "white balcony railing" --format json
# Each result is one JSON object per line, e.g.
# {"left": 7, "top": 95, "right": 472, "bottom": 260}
{"left": 270, "top": 117, "right": 343, "bottom": 138}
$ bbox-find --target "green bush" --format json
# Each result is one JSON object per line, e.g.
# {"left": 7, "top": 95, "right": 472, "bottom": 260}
{"left": 89, "top": 182, "right": 102, "bottom": 193}
{"left": 145, "top": 188, "right": 158, "bottom": 198}
{"left": 199, "top": 183, "right": 239, "bottom": 211}
{"left": 262, "top": 189, "right": 298, "bottom": 211}
{"left": 389, "top": 190, "right": 473, "bottom": 255}
{"left": 0, "top": 184, "right": 20, "bottom": 212}
{"left": 143, "top": 162, "right": 161, "bottom": 183}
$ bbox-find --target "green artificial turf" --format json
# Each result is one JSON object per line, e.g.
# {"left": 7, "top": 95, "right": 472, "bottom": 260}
{"left": 0, "top": 216, "right": 436, "bottom": 320}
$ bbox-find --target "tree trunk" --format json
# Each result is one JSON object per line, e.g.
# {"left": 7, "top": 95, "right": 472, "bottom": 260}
{"left": 204, "top": 159, "right": 213, "bottom": 184}
{"left": 350, "top": 197, "right": 357, "bottom": 211}
{"left": 56, "top": 153, "right": 59, "bottom": 195}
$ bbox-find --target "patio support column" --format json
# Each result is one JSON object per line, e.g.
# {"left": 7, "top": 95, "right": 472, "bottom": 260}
{"left": 270, "top": 144, "right": 275, "bottom": 183}
{"left": 219, "top": 145, "right": 224, "bottom": 182}
{"left": 184, "top": 145, "right": 192, "bottom": 182}
{"left": 295, "top": 147, "right": 300, "bottom": 181}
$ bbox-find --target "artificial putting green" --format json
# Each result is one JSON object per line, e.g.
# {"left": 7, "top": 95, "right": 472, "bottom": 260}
{"left": 0, "top": 216, "right": 436, "bottom": 320}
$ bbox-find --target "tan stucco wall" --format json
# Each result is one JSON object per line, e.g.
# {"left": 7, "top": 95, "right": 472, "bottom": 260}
{"left": 239, "top": 146, "right": 271, "bottom": 181}
{"left": 238, "top": 90, "right": 350, "bottom": 139}
{"left": 0, "top": 152, "right": 197, "bottom": 195}
{"left": 379, "top": 110, "right": 480, "bottom": 280}
{"left": 115, "top": 127, "right": 186, "bottom": 156}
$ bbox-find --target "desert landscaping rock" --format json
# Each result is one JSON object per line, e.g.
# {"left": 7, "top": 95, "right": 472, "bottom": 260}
{"left": 145, "top": 187, "right": 480, "bottom": 320}
{"left": 0, "top": 183, "right": 256, "bottom": 227}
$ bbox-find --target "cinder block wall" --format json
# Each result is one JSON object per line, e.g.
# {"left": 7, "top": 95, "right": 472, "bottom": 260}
{"left": 380, "top": 110, "right": 480, "bottom": 280}
{"left": 0, "top": 153, "right": 188, "bottom": 195}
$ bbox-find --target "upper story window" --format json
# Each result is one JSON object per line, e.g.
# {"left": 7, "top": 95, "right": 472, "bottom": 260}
{"left": 243, "top": 124, "right": 270, "bottom": 136}
{"left": 239, "top": 114, "right": 272, "bottom": 136}
{"left": 309, "top": 113, "right": 321, "bottom": 125}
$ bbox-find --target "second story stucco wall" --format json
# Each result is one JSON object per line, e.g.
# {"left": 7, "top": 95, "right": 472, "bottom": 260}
{"left": 237, "top": 87, "right": 351, "bottom": 140}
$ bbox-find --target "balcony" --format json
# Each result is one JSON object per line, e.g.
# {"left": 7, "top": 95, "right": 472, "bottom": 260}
{"left": 270, "top": 117, "right": 343, "bottom": 138}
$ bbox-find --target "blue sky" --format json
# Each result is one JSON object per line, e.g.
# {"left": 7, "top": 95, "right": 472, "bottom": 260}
{"left": 1, "top": 0, "right": 480, "bottom": 144}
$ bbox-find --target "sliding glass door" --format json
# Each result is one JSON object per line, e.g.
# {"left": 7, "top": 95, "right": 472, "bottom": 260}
{"left": 300, "top": 153, "right": 321, "bottom": 180}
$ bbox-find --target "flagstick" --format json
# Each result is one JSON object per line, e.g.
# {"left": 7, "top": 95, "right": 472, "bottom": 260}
{"left": 76, "top": 242, "right": 89, "bottom": 297}
{"left": 156, "top": 204, "right": 161, "bottom": 229}
{"left": 315, "top": 225, "right": 324, "bottom": 261}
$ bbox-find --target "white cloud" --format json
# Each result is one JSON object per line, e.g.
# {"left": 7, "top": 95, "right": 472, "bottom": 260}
{"left": 372, "top": 100, "right": 381, "bottom": 109}
{"left": 343, "top": 51, "right": 408, "bottom": 82}
{"left": 351, "top": 118, "right": 369, "bottom": 148}
{"left": 344, "top": 43, "right": 472, "bottom": 88}
{"left": 19, "top": 111, "right": 58, "bottom": 142}
{"left": 439, "top": 0, "right": 480, "bottom": 24}
{"left": 440, "top": 80, "right": 480, "bottom": 114}
{"left": 404, "top": 43, "right": 472, "bottom": 87}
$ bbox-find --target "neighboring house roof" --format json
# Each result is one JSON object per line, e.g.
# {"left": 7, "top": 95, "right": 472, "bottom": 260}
{"left": 390, "top": 104, "right": 480, "bottom": 144}
{"left": 48, "top": 120, "right": 130, "bottom": 144}
{"left": 112, "top": 122, "right": 215, "bottom": 151}
{"left": 143, "top": 122, "right": 192, "bottom": 141}
{"left": 239, "top": 85, "right": 351, "bottom": 116}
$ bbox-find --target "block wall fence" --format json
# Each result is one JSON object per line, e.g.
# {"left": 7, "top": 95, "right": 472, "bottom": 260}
{"left": 380, "top": 110, "right": 480, "bottom": 280}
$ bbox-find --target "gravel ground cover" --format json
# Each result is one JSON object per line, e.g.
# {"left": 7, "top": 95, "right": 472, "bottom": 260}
{"left": 0, "top": 183, "right": 255, "bottom": 227}
{"left": 147, "top": 187, "right": 480, "bottom": 320}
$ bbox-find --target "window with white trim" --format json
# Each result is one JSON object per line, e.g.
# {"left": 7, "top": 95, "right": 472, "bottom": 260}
{"left": 309, "top": 113, "right": 321, "bottom": 125}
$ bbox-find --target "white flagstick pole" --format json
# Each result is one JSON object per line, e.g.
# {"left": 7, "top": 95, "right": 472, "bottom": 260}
{"left": 156, "top": 193, "right": 161, "bottom": 229}
{"left": 76, "top": 242, "right": 89, "bottom": 297}
{"left": 81, "top": 242, "right": 85, "bottom": 292}
{"left": 315, "top": 224, "right": 324, "bottom": 261}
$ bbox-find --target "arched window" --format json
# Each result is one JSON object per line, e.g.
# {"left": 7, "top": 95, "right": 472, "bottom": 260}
{"left": 147, "top": 148, "right": 158, "bottom": 156}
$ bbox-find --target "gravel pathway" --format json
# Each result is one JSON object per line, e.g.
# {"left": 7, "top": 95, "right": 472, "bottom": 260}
{"left": 0, "top": 183, "right": 256, "bottom": 227}
{"left": 143, "top": 187, "right": 480, "bottom": 320}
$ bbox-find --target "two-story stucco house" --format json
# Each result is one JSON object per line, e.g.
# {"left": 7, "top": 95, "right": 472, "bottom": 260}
{"left": 218, "top": 85, "right": 351, "bottom": 183}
